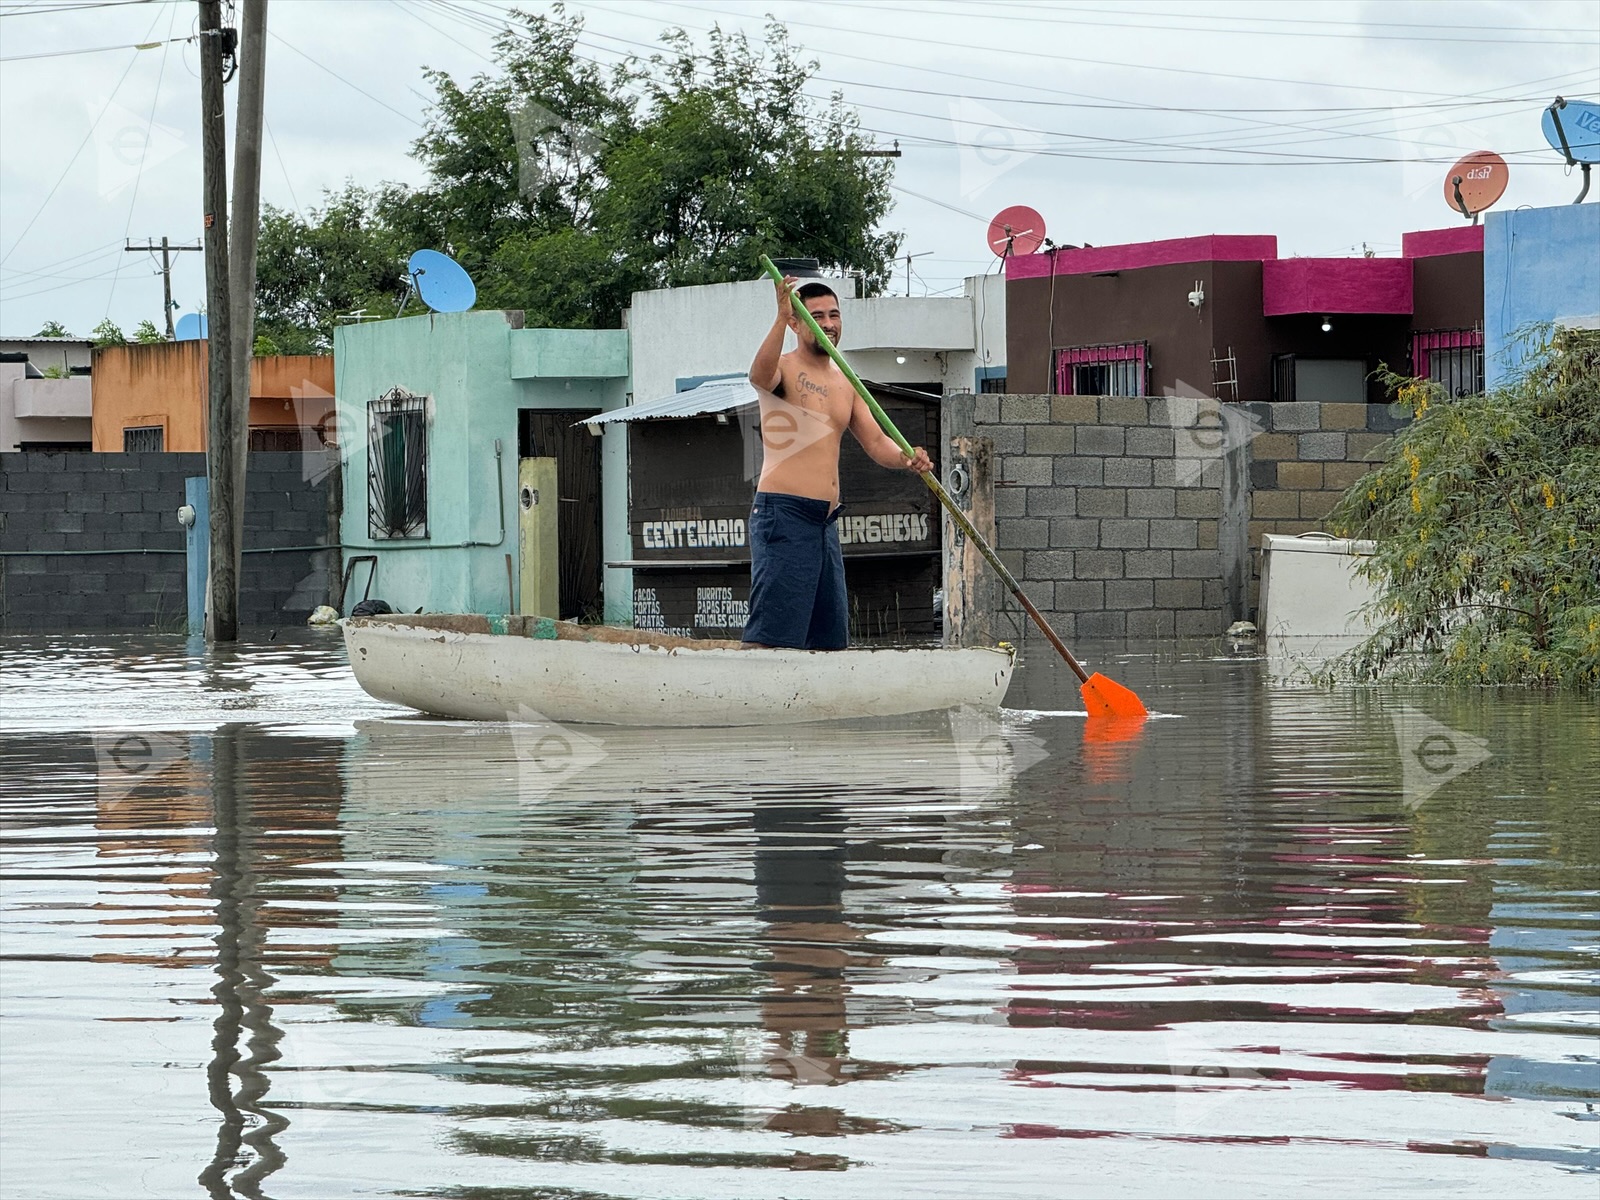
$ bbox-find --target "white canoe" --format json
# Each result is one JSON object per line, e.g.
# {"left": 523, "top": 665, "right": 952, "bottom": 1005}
{"left": 342, "top": 614, "right": 1015, "bottom": 727}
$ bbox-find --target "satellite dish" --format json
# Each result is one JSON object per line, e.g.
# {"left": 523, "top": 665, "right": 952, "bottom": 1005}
{"left": 1541, "top": 96, "right": 1599, "bottom": 204}
{"left": 403, "top": 249, "right": 476, "bottom": 314}
{"left": 1541, "top": 97, "right": 1600, "bottom": 165}
{"left": 987, "top": 205, "right": 1047, "bottom": 257}
{"left": 1443, "top": 151, "right": 1508, "bottom": 224}
{"left": 174, "top": 313, "right": 208, "bottom": 341}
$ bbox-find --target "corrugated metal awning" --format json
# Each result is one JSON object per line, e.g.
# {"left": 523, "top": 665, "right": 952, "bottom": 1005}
{"left": 580, "top": 378, "right": 758, "bottom": 425}
{"left": 582, "top": 376, "right": 942, "bottom": 426}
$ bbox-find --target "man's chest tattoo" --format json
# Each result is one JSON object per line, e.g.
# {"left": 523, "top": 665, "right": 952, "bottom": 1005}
{"left": 794, "top": 371, "right": 832, "bottom": 408}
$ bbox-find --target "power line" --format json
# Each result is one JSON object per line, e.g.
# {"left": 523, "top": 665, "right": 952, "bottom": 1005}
{"left": 0, "top": 0, "right": 171, "bottom": 267}
{"left": 654, "top": 0, "right": 1592, "bottom": 97}
{"left": 106, "top": 0, "right": 179, "bottom": 319}
{"left": 988, "top": 1, "right": 1599, "bottom": 38}
{"left": 817, "top": 0, "right": 1599, "bottom": 47}
{"left": 0, "top": 0, "right": 157, "bottom": 16}
{"left": 548, "top": 9, "right": 1588, "bottom": 166}
{"left": 558, "top": 2, "right": 1592, "bottom": 163}
{"left": 266, "top": 30, "right": 423, "bottom": 127}
{"left": 0, "top": 35, "right": 188, "bottom": 62}
{"left": 0, "top": 240, "right": 126, "bottom": 282}
{"left": 263, "top": 117, "right": 301, "bottom": 213}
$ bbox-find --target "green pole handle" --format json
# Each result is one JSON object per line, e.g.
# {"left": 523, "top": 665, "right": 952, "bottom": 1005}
{"left": 756, "top": 254, "right": 1091, "bottom": 683}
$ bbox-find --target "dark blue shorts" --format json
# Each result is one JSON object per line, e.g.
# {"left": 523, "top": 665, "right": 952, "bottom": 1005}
{"left": 741, "top": 492, "right": 848, "bottom": 650}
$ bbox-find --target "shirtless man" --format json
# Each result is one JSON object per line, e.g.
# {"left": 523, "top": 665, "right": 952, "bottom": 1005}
{"left": 741, "top": 276, "right": 933, "bottom": 650}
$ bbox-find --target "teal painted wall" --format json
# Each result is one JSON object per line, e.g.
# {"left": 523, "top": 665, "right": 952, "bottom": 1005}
{"left": 335, "top": 311, "right": 627, "bottom": 615}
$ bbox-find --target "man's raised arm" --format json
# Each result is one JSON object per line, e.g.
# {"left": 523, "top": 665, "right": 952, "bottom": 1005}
{"left": 749, "top": 275, "right": 798, "bottom": 392}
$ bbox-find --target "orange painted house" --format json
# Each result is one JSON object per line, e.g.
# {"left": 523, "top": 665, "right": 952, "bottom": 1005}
{"left": 91, "top": 341, "right": 336, "bottom": 452}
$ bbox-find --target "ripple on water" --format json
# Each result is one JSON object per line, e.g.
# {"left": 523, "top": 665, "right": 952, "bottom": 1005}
{"left": 1, "top": 633, "right": 1597, "bottom": 1198}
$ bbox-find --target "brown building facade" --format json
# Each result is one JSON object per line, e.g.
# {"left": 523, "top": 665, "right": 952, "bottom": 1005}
{"left": 1005, "top": 227, "right": 1484, "bottom": 405}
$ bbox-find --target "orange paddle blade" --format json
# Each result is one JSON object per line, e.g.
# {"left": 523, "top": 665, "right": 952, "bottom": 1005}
{"left": 1080, "top": 672, "right": 1148, "bottom": 719}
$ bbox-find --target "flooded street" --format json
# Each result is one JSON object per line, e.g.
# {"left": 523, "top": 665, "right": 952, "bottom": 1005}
{"left": 1, "top": 632, "right": 1596, "bottom": 1199}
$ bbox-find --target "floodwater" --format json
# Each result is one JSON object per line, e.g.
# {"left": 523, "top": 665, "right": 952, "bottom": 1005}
{"left": 1, "top": 632, "right": 1596, "bottom": 1200}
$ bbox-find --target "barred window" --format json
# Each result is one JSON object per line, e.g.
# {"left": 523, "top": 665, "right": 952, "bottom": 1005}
{"left": 1412, "top": 328, "right": 1484, "bottom": 397}
{"left": 367, "top": 388, "right": 428, "bottom": 540}
{"left": 123, "top": 426, "right": 164, "bottom": 452}
{"left": 1054, "top": 342, "right": 1147, "bottom": 397}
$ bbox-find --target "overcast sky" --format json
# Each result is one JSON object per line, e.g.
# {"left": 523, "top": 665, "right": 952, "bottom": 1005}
{"left": 2, "top": 0, "right": 1596, "bottom": 338}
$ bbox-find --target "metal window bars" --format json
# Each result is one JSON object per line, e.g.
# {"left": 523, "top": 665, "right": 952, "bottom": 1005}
{"left": 1411, "top": 328, "right": 1484, "bottom": 398}
{"left": 1053, "top": 341, "right": 1149, "bottom": 397}
{"left": 367, "top": 387, "right": 428, "bottom": 539}
{"left": 122, "top": 426, "right": 165, "bottom": 453}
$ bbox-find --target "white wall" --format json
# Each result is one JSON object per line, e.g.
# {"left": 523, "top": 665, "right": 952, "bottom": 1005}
{"left": 0, "top": 339, "right": 94, "bottom": 374}
{"left": 626, "top": 276, "right": 1001, "bottom": 404}
{"left": 610, "top": 275, "right": 1007, "bottom": 624}
{"left": 1, "top": 363, "right": 93, "bottom": 451}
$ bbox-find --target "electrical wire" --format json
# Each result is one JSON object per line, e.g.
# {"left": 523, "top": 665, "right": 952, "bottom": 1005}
{"left": 1, "top": 262, "right": 140, "bottom": 303}
{"left": 815, "top": 0, "right": 1598, "bottom": 47}
{"left": 0, "top": 0, "right": 157, "bottom": 16}
{"left": 556, "top": 2, "right": 1592, "bottom": 164}
{"left": 0, "top": 35, "right": 186, "bottom": 62}
{"left": 0, "top": 0, "right": 172, "bottom": 268}
{"left": 957, "top": 1, "right": 1599, "bottom": 39}
{"left": 654, "top": 0, "right": 1590, "bottom": 98}
{"left": 263, "top": 117, "right": 301, "bottom": 213}
{"left": 105, "top": 0, "right": 178, "bottom": 318}
{"left": 266, "top": 30, "right": 423, "bottom": 127}
{"left": 0, "top": 240, "right": 126, "bottom": 283}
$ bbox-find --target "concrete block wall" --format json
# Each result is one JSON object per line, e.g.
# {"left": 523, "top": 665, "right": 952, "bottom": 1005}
{"left": 963, "top": 395, "right": 1403, "bottom": 639}
{"left": 1235, "top": 400, "right": 1407, "bottom": 614}
{"left": 1, "top": 451, "right": 341, "bottom": 632}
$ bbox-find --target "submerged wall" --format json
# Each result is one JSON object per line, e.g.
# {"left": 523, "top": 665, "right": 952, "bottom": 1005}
{"left": 0, "top": 450, "right": 340, "bottom": 632}
{"left": 950, "top": 394, "right": 1407, "bottom": 640}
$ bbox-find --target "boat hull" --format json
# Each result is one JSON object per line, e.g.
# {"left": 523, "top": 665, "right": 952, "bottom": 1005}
{"left": 343, "top": 615, "right": 1015, "bottom": 726}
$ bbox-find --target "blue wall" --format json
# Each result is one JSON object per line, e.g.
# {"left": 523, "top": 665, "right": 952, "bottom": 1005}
{"left": 1484, "top": 204, "right": 1600, "bottom": 386}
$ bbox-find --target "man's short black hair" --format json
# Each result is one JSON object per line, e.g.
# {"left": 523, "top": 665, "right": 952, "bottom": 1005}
{"left": 796, "top": 281, "right": 838, "bottom": 304}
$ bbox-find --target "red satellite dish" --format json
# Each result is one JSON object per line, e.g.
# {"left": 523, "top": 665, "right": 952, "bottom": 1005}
{"left": 1443, "top": 151, "right": 1508, "bottom": 221}
{"left": 987, "top": 205, "right": 1047, "bottom": 257}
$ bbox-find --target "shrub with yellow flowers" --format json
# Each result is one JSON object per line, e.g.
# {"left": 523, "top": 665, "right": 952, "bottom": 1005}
{"left": 1326, "top": 327, "right": 1599, "bottom": 689}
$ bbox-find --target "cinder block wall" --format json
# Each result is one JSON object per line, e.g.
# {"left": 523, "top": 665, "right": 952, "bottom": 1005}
{"left": 960, "top": 394, "right": 1406, "bottom": 639}
{"left": 0, "top": 451, "right": 341, "bottom": 632}
{"left": 1237, "top": 400, "right": 1408, "bottom": 615}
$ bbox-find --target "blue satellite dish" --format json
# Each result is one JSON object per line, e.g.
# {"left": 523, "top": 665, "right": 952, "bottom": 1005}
{"left": 1541, "top": 97, "right": 1600, "bottom": 165}
{"left": 174, "top": 312, "right": 208, "bottom": 341}
{"left": 407, "top": 249, "right": 477, "bottom": 313}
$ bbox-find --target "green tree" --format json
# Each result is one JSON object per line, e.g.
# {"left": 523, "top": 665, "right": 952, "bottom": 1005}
{"left": 253, "top": 183, "right": 410, "bottom": 354}
{"left": 1327, "top": 329, "right": 1600, "bottom": 689}
{"left": 90, "top": 318, "right": 126, "bottom": 348}
{"left": 132, "top": 319, "right": 166, "bottom": 344}
{"left": 595, "top": 23, "right": 899, "bottom": 295}
{"left": 34, "top": 320, "right": 69, "bottom": 337}
{"left": 256, "top": 8, "right": 899, "bottom": 340}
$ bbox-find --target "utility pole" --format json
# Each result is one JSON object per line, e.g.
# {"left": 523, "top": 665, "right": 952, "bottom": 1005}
{"left": 228, "top": 0, "right": 267, "bottom": 634}
{"left": 125, "top": 237, "right": 202, "bottom": 338}
{"left": 199, "top": 0, "right": 237, "bottom": 641}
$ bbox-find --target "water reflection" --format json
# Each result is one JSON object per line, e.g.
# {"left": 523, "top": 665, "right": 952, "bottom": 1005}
{"left": 0, "top": 636, "right": 1596, "bottom": 1198}
{"left": 199, "top": 724, "right": 288, "bottom": 1199}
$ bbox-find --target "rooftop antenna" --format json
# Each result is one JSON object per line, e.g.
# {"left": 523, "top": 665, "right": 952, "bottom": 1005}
{"left": 1541, "top": 96, "right": 1599, "bottom": 204}
{"left": 1443, "top": 151, "right": 1508, "bottom": 224}
{"left": 397, "top": 249, "right": 477, "bottom": 317}
{"left": 986, "top": 205, "right": 1047, "bottom": 258}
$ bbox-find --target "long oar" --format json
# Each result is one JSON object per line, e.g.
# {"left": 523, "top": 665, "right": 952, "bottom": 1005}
{"left": 758, "top": 256, "right": 1147, "bottom": 719}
